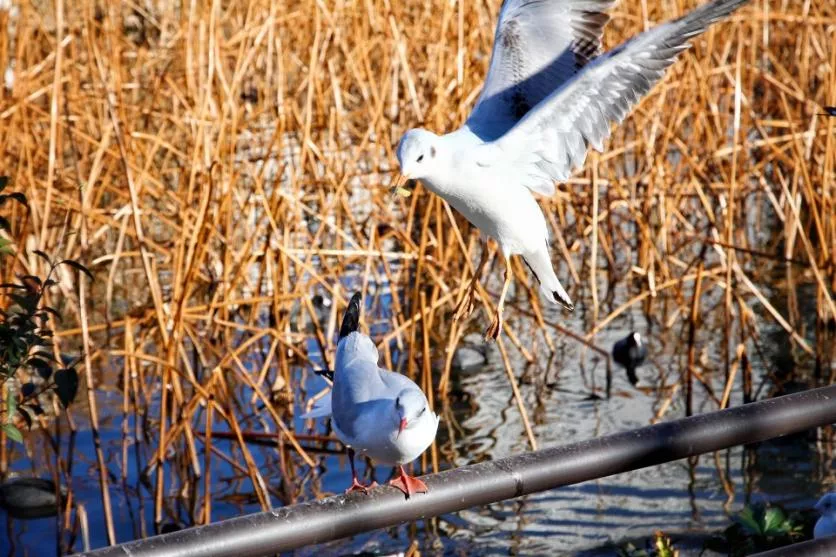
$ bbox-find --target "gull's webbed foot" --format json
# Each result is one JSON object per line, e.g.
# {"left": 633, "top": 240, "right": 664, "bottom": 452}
{"left": 388, "top": 467, "right": 428, "bottom": 499}
{"left": 345, "top": 477, "right": 378, "bottom": 494}
{"left": 453, "top": 288, "right": 476, "bottom": 321}
{"left": 484, "top": 309, "right": 503, "bottom": 342}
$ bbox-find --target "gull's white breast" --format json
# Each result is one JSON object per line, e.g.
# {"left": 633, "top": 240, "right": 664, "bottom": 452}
{"left": 429, "top": 130, "right": 551, "bottom": 257}
{"left": 335, "top": 407, "right": 439, "bottom": 466}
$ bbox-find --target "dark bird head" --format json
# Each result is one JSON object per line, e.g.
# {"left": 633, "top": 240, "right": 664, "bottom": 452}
{"left": 820, "top": 106, "right": 836, "bottom": 117}
{"left": 612, "top": 332, "right": 647, "bottom": 386}
{"left": 338, "top": 292, "right": 362, "bottom": 340}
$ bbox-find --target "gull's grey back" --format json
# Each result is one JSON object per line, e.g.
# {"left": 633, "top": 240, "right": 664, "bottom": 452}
{"left": 467, "top": 0, "right": 614, "bottom": 141}
{"left": 331, "top": 332, "right": 425, "bottom": 440}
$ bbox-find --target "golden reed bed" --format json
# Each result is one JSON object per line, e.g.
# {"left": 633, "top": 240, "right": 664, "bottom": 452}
{"left": 0, "top": 0, "right": 834, "bottom": 543}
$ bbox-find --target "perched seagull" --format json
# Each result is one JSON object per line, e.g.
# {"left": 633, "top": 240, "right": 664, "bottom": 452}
{"left": 612, "top": 332, "right": 647, "bottom": 386}
{"left": 303, "top": 293, "right": 439, "bottom": 498}
{"left": 395, "top": 0, "right": 748, "bottom": 340}
{"left": 815, "top": 492, "right": 836, "bottom": 539}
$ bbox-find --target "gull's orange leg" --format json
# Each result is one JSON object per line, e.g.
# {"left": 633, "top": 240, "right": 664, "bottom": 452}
{"left": 345, "top": 448, "right": 377, "bottom": 494}
{"left": 454, "top": 244, "right": 490, "bottom": 321}
{"left": 485, "top": 257, "right": 512, "bottom": 342}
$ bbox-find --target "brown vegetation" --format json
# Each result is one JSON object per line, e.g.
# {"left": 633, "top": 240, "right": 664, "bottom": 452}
{"left": 0, "top": 0, "right": 833, "bottom": 547}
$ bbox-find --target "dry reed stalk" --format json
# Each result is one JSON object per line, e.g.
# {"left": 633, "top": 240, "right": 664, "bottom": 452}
{"left": 720, "top": 344, "right": 744, "bottom": 409}
{"left": 121, "top": 319, "right": 133, "bottom": 481}
{"left": 590, "top": 153, "right": 600, "bottom": 325}
{"left": 75, "top": 123, "right": 116, "bottom": 544}
{"left": 685, "top": 259, "right": 705, "bottom": 417}
{"left": 497, "top": 338, "right": 537, "bottom": 451}
{"left": 419, "top": 292, "right": 439, "bottom": 474}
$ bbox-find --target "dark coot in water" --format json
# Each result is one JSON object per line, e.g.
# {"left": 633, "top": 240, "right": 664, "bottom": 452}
{"left": 0, "top": 477, "right": 64, "bottom": 520}
{"left": 612, "top": 332, "right": 647, "bottom": 386}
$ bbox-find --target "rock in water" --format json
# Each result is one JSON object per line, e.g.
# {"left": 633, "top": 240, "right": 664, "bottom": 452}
{"left": 453, "top": 347, "right": 486, "bottom": 370}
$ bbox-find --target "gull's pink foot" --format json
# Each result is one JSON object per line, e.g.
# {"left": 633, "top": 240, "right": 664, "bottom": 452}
{"left": 389, "top": 466, "right": 428, "bottom": 498}
{"left": 345, "top": 477, "right": 378, "bottom": 494}
{"left": 453, "top": 289, "right": 476, "bottom": 321}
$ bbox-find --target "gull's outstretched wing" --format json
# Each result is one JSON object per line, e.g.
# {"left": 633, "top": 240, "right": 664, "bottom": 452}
{"left": 486, "top": 0, "right": 747, "bottom": 196}
{"left": 467, "top": 0, "right": 615, "bottom": 142}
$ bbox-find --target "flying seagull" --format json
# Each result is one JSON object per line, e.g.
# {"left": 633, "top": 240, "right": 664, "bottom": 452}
{"left": 612, "top": 332, "right": 647, "bottom": 386}
{"left": 302, "top": 293, "right": 439, "bottom": 498}
{"left": 395, "top": 0, "right": 748, "bottom": 340}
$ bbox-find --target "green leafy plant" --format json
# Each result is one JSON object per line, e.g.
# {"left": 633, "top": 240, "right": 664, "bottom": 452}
{"left": 0, "top": 179, "right": 87, "bottom": 442}
{"left": 706, "top": 503, "right": 811, "bottom": 556}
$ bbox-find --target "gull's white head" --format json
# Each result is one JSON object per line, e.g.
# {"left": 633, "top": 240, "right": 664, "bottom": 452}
{"left": 394, "top": 388, "right": 429, "bottom": 437}
{"left": 396, "top": 128, "right": 441, "bottom": 183}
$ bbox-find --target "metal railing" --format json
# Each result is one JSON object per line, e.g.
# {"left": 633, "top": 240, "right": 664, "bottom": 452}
{"left": 751, "top": 536, "right": 836, "bottom": 556}
{"left": 84, "top": 385, "right": 836, "bottom": 557}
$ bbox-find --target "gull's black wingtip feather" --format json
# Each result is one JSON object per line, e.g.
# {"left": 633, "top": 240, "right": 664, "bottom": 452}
{"left": 339, "top": 292, "right": 362, "bottom": 340}
{"left": 314, "top": 368, "right": 335, "bottom": 382}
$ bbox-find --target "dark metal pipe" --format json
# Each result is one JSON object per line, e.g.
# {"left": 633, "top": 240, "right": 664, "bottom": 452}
{"left": 84, "top": 385, "right": 836, "bottom": 557}
{"left": 751, "top": 536, "right": 836, "bottom": 556}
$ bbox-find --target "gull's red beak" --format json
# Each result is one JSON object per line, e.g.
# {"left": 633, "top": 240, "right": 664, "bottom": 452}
{"left": 398, "top": 418, "right": 407, "bottom": 438}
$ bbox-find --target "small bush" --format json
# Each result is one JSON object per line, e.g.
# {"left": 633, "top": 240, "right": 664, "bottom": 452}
{"left": 0, "top": 179, "right": 87, "bottom": 442}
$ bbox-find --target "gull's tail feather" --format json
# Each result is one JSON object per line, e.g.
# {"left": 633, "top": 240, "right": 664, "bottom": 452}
{"left": 301, "top": 392, "right": 332, "bottom": 419}
{"left": 339, "top": 292, "right": 362, "bottom": 339}
{"left": 523, "top": 249, "right": 574, "bottom": 311}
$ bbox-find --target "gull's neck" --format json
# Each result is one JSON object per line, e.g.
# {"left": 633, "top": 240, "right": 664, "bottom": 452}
{"left": 419, "top": 128, "right": 480, "bottom": 198}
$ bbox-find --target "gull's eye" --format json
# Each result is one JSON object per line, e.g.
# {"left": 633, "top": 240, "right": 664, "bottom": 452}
{"left": 418, "top": 407, "right": 426, "bottom": 416}
{"left": 416, "top": 154, "right": 424, "bottom": 163}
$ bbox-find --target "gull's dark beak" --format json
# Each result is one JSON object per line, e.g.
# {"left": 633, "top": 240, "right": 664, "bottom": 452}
{"left": 397, "top": 417, "right": 407, "bottom": 438}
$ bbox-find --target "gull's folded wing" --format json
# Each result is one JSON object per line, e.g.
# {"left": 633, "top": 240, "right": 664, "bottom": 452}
{"left": 489, "top": 0, "right": 748, "bottom": 196}
{"left": 466, "top": 0, "right": 615, "bottom": 142}
{"left": 301, "top": 391, "right": 332, "bottom": 419}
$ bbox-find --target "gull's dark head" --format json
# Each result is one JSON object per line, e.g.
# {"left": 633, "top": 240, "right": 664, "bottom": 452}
{"left": 338, "top": 292, "right": 362, "bottom": 340}
{"left": 396, "top": 128, "right": 440, "bottom": 183}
